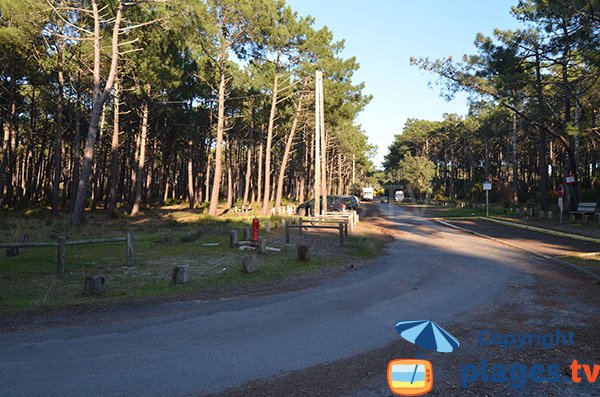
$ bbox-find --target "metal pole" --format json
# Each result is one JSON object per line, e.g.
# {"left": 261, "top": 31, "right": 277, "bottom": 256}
{"left": 559, "top": 204, "right": 563, "bottom": 223}
{"left": 486, "top": 190, "right": 489, "bottom": 217}
{"left": 314, "top": 71, "right": 321, "bottom": 216}
{"left": 319, "top": 71, "right": 327, "bottom": 215}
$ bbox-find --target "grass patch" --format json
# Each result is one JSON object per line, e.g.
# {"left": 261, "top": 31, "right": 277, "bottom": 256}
{"left": 0, "top": 207, "right": 385, "bottom": 316}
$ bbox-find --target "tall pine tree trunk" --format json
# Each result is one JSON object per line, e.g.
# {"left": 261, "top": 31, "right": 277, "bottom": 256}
{"left": 69, "top": 73, "right": 82, "bottom": 213}
{"left": 511, "top": 110, "right": 518, "bottom": 205}
{"left": 52, "top": 25, "right": 65, "bottom": 213}
{"left": 256, "top": 141, "right": 263, "bottom": 204}
{"left": 208, "top": 43, "right": 227, "bottom": 217}
{"left": 262, "top": 68, "right": 279, "bottom": 215}
{"left": 106, "top": 78, "right": 120, "bottom": 217}
{"left": 131, "top": 83, "right": 150, "bottom": 216}
{"left": 71, "top": 0, "right": 122, "bottom": 225}
{"left": 226, "top": 137, "right": 233, "bottom": 209}
{"left": 337, "top": 152, "right": 343, "bottom": 195}
{"left": 0, "top": 72, "right": 17, "bottom": 206}
{"left": 274, "top": 94, "right": 303, "bottom": 209}
{"left": 534, "top": 49, "right": 549, "bottom": 211}
{"left": 243, "top": 147, "right": 251, "bottom": 206}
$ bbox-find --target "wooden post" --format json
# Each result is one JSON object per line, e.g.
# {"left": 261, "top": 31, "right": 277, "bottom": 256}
{"left": 299, "top": 218, "right": 303, "bottom": 235}
{"left": 230, "top": 230, "right": 239, "bottom": 247}
{"left": 83, "top": 275, "right": 105, "bottom": 296}
{"left": 265, "top": 221, "right": 270, "bottom": 234}
{"left": 126, "top": 232, "right": 134, "bottom": 267}
{"left": 57, "top": 236, "right": 66, "bottom": 274}
{"left": 258, "top": 236, "right": 267, "bottom": 254}
{"left": 344, "top": 222, "right": 348, "bottom": 236}
{"left": 339, "top": 223, "right": 344, "bottom": 246}
{"left": 285, "top": 223, "right": 290, "bottom": 244}
{"left": 297, "top": 244, "right": 310, "bottom": 262}
{"left": 172, "top": 265, "right": 190, "bottom": 284}
{"left": 242, "top": 256, "right": 258, "bottom": 273}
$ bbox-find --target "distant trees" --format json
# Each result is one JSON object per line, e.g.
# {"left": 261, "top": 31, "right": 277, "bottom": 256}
{"left": 389, "top": 0, "right": 599, "bottom": 209}
{"left": 0, "top": 0, "right": 374, "bottom": 222}
{"left": 397, "top": 155, "right": 435, "bottom": 202}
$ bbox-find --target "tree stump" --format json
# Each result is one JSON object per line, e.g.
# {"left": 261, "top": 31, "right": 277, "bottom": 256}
{"left": 242, "top": 256, "right": 257, "bottom": 273}
{"left": 258, "top": 236, "right": 267, "bottom": 254}
{"left": 297, "top": 245, "right": 310, "bottom": 262}
{"left": 83, "top": 275, "right": 105, "bottom": 296}
{"left": 230, "top": 230, "right": 239, "bottom": 247}
{"left": 264, "top": 221, "right": 270, "bottom": 234}
{"left": 244, "top": 226, "right": 251, "bottom": 241}
{"left": 172, "top": 265, "right": 190, "bottom": 285}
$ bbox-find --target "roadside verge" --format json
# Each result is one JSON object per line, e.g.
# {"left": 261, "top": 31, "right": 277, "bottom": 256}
{"left": 434, "top": 218, "right": 600, "bottom": 282}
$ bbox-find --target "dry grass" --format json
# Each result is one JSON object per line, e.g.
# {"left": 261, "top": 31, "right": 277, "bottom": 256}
{"left": 0, "top": 205, "right": 391, "bottom": 316}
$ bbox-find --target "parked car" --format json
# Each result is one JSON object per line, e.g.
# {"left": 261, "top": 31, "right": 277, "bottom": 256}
{"left": 340, "top": 195, "right": 360, "bottom": 210}
{"left": 380, "top": 196, "right": 389, "bottom": 203}
{"left": 296, "top": 195, "right": 345, "bottom": 215}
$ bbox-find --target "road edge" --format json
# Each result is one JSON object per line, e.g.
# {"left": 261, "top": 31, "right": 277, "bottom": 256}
{"left": 434, "top": 219, "right": 600, "bottom": 282}
{"left": 483, "top": 217, "right": 600, "bottom": 244}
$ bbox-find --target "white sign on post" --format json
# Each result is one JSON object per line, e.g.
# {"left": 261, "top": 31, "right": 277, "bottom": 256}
{"left": 483, "top": 182, "right": 491, "bottom": 217}
{"left": 558, "top": 197, "right": 564, "bottom": 223}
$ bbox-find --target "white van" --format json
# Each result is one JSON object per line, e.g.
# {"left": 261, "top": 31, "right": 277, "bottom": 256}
{"left": 395, "top": 190, "right": 405, "bottom": 202}
{"left": 362, "top": 187, "right": 374, "bottom": 201}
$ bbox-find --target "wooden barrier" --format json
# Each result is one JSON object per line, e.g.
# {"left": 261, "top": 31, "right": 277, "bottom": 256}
{"left": 232, "top": 205, "right": 252, "bottom": 214}
{"left": 0, "top": 233, "right": 134, "bottom": 274}
{"left": 271, "top": 205, "right": 297, "bottom": 216}
{"left": 286, "top": 222, "right": 346, "bottom": 246}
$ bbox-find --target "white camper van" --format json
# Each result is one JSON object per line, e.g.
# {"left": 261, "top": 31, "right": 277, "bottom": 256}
{"left": 362, "top": 187, "right": 374, "bottom": 201}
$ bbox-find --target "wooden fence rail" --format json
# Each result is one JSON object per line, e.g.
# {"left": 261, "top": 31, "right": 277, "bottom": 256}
{"left": 0, "top": 241, "right": 58, "bottom": 248}
{"left": 286, "top": 221, "right": 346, "bottom": 246}
{"left": 1, "top": 233, "right": 134, "bottom": 274}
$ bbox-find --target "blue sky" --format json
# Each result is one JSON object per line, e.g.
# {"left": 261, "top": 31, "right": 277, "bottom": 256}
{"left": 287, "top": 0, "right": 521, "bottom": 167}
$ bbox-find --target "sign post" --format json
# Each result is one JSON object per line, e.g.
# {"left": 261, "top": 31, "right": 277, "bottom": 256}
{"left": 557, "top": 184, "right": 564, "bottom": 223}
{"left": 483, "top": 182, "right": 492, "bottom": 217}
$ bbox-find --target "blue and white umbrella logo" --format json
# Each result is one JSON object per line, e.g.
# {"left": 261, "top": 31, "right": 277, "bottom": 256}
{"left": 395, "top": 320, "right": 459, "bottom": 353}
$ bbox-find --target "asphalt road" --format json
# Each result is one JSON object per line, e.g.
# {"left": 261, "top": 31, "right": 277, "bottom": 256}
{"left": 0, "top": 205, "right": 545, "bottom": 396}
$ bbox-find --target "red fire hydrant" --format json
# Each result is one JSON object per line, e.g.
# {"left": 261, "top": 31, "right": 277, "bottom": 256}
{"left": 252, "top": 217, "right": 260, "bottom": 242}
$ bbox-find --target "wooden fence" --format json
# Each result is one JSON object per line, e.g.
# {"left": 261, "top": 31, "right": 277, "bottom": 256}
{"left": 285, "top": 218, "right": 348, "bottom": 246}
{"left": 271, "top": 205, "right": 296, "bottom": 216}
{"left": 0, "top": 233, "right": 134, "bottom": 274}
